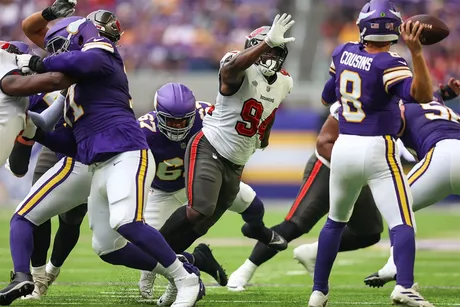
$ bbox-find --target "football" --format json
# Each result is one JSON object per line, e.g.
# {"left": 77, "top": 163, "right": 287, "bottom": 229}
{"left": 406, "top": 14, "right": 450, "bottom": 45}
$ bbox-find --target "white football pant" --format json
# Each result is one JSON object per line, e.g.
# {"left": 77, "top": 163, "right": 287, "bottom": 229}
{"left": 16, "top": 157, "right": 91, "bottom": 225}
{"left": 408, "top": 139, "right": 460, "bottom": 211}
{"left": 88, "top": 149, "right": 156, "bottom": 256}
{"left": 329, "top": 135, "right": 415, "bottom": 230}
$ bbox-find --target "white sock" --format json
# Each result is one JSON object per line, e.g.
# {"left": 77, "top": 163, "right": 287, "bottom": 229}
{"left": 242, "top": 259, "right": 258, "bottom": 272}
{"left": 160, "top": 259, "right": 190, "bottom": 281}
{"left": 46, "top": 261, "right": 61, "bottom": 276}
{"left": 31, "top": 265, "right": 46, "bottom": 275}
{"left": 378, "top": 246, "right": 396, "bottom": 275}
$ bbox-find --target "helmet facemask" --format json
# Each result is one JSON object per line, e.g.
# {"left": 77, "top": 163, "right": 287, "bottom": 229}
{"left": 256, "top": 47, "right": 287, "bottom": 77}
{"left": 156, "top": 111, "right": 196, "bottom": 142}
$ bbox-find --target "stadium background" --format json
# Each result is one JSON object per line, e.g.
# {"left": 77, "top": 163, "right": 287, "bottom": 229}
{"left": 0, "top": 0, "right": 459, "bottom": 205}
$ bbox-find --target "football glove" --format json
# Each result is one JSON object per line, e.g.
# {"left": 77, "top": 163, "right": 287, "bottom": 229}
{"left": 16, "top": 54, "right": 45, "bottom": 74}
{"left": 42, "top": 0, "right": 77, "bottom": 21}
{"left": 265, "top": 13, "right": 295, "bottom": 48}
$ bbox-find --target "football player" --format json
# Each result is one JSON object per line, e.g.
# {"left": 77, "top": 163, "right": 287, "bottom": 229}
{"left": 364, "top": 80, "right": 460, "bottom": 288}
{"left": 7, "top": 6, "right": 125, "bottom": 300}
{"left": 0, "top": 41, "right": 36, "bottom": 168}
{"left": 308, "top": 0, "right": 435, "bottom": 306}
{"left": 227, "top": 102, "right": 383, "bottom": 291}
{"left": 157, "top": 14, "right": 294, "bottom": 304}
{"left": 138, "top": 83, "right": 280, "bottom": 303}
{"left": 2, "top": 17, "right": 204, "bottom": 306}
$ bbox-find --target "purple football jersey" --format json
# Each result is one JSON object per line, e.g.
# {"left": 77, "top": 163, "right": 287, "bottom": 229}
{"left": 401, "top": 101, "right": 460, "bottom": 159}
{"left": 139, "top": 101, "right": 211, "bottom": 192}
{"left": 42, "top": 37, "right": 147, "bottom": 164}
{"left": 328, "top": 42, "right": 414, "bottom": 137}
{"left": 28, "top": 92, "right": 56, "bottom": 113}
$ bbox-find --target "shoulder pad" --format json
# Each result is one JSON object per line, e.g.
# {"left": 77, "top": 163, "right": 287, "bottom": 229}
{"left": 82, "top": 36, "right": 114, "bottom": 53}
{"left": 330, "top": 101, "right": 340, "bottom": 120}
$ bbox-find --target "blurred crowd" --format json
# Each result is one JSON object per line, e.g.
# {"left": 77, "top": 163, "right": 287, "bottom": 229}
{"left": 0, "top": 0, "right": 279, "bottom": 71}
{"left": 322, "top": 0, "right": 460, "bottom": 85}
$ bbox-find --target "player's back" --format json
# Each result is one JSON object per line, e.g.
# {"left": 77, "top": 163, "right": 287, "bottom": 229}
{"left": 138, "top": 101, "right": 210, "bottom": 192}
{"left": 0, "top": 50, "right": 29, "bottom": 123}
{"left": 62, "top": 38, "right": 147, "bottom": 164}
{"left": 203, "top": 53, "right": 292, "bottom": 165}
{"left": 332, "top": 42, "right": 412, "bottom": 137}
{"left": 401, "top": 101, "right": 460, "bottom": 160}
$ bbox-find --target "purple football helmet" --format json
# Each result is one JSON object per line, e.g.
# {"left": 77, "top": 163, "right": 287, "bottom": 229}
{"left": 154, "top": 83, "right": 196, "bottom": 142}
{"left": 356, "top": 0, "right": 403, "bottom": 44}
{"left": 44, "top": 16, "right": 100, "bottom": 55}
{"left": 9, "top": 41, "right": 33, "bottom": 55}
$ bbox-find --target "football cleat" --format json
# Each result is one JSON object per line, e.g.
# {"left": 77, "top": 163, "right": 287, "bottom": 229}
{"left": 390, "top": 283, "right": 435, "bottom": 307}
{"left": 157, "top": 263, "right": 205, "bottom": 307}
{"left": 193, "top": 243, "right": 228, "bottom": 286}
{"left": 293, "top": 242, "right": 318, "bottom": 277}
{"left": 364, "top": 271, "right": 397, "bottom": 288}
{"left": 241, "top": 223, "right": 288, "bottom": 251}
{"left": 227, "top": 259, "right": 257, "bottom": 292}
{"left": 0, "top": 271, "right": 34, "bottom": 305}
{"left": 21, "top": 272, "right": 48, "bottom": 300}
{"left": 138, "top": 271, "right": 156, "bottom": 300}
{"left": 308, "top": 290, "right": 329, "bottom": 307}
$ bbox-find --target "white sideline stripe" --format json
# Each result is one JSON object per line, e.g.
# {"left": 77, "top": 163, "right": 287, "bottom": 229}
{"left": 30, "top": 301, "right": 460, "bottom": 306}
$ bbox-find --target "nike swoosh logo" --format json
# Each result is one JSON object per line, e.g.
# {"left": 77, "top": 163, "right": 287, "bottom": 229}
{"left": 93, "top": 38, "right": 105, "bottom": 42}
{"left": 113, "top": 161, "right": 121, "bottom": 166}
{"left": 398, "top": 61, "right": 407, "bottom": 66}
{"left": 356, "top": 10, "right": 376, "bottom": 22}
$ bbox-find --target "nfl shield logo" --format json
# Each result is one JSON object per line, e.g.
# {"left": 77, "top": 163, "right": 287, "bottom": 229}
{"left": 252, "top": 81, "right": 258, "bottom": 87}
{"left": 266, "top": 86, "right": 271, "bottom": 92}
{"left": 180, "top": 142, "right": 186, "bottom": 149}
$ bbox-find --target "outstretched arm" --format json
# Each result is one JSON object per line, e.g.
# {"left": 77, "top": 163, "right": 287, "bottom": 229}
{"left": 22, "top": 0, "right": 77, "bottom": 49}
{"left": 0, "top": 72, "right": 75, "bottom": 97}
{"left": 220, "top": 13, "right": 295, "bottom": 95}
{"left": 400, "top": 21, "right": 433, "bottom": 103}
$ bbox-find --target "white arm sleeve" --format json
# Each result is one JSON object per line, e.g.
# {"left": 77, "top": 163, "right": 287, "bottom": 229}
{"left": 28, "top": 89, "right": 67, "bottom": 131}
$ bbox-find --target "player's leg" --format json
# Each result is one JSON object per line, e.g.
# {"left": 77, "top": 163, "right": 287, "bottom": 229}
{"left": 0, "top": 116, "right": 24, "bottom": 166}
{"left": 366, "top": 139, "right": 460, "bottom": 287}
{"left": 160, "top": 131, "right": 224, "bottom": 253}
{"left": 26, "top": 147, "right": 59, "bottom": 300}
{"left": 309, "top": 135, "right": 365, "bottom": 306}
{"left": 101, "top": 149, "right": 204, "bottom": 306}
{"left": 46, "top": 204, "right": 87, "bottom": 280}
{"left": 340, "top": 186, "right": 383, "bottom": 249}
{"left": 366, "top": 137, "right": 431, "bottom": 305}
{"left": 0, "top": 157, "right": 85, "bottom": 305}
{"left": 228, "top": 155, "right": 330, "bottom": 291}
{"left": 139, "top": 190, "right": 183, "bottom": 299}
{"left": 230, "top": 182, "right": 287, "bottom": 251}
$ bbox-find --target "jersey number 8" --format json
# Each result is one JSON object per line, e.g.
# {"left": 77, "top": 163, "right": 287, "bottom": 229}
{"left": 339, "top": 70, "right": 366, "bottom": 122}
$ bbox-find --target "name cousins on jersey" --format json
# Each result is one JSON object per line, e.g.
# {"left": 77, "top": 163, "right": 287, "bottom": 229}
{"left": 340, "top": 50, "right": 373, "bottom": 72}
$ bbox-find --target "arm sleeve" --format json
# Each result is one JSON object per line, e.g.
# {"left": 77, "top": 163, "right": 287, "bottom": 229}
{"left": 322, "top": 76, "right": 337, "bottom": 106}
{"left": 43, "top": 39, "right": 115, "bottom": 78}
{"left": 33, "top": 125, "right": 77, "bottom": 158}
{"left": 28, "top": 89, "right": 67, "bottom": 131}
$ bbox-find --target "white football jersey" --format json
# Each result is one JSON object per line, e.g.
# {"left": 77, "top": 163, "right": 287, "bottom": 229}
{"left": 0, "top": 50, "right": 29, "bottom": 124}
{"left": 202, "top": 51, "right": 293, "bottom": 165}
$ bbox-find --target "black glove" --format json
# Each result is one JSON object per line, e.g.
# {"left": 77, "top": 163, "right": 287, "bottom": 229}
{"left": 28, "top": 55, "right": 46, "bottom": 74}
{"left": 42, "top": 0, "right": 77, "bottom": 21}
{"left": 439, "top": 84, "right": 459, "bottom": 101}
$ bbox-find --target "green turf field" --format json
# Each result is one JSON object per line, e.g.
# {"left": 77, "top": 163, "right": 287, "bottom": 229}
{"left": 0, "top": 206, "right": 458, "bottom": 306}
